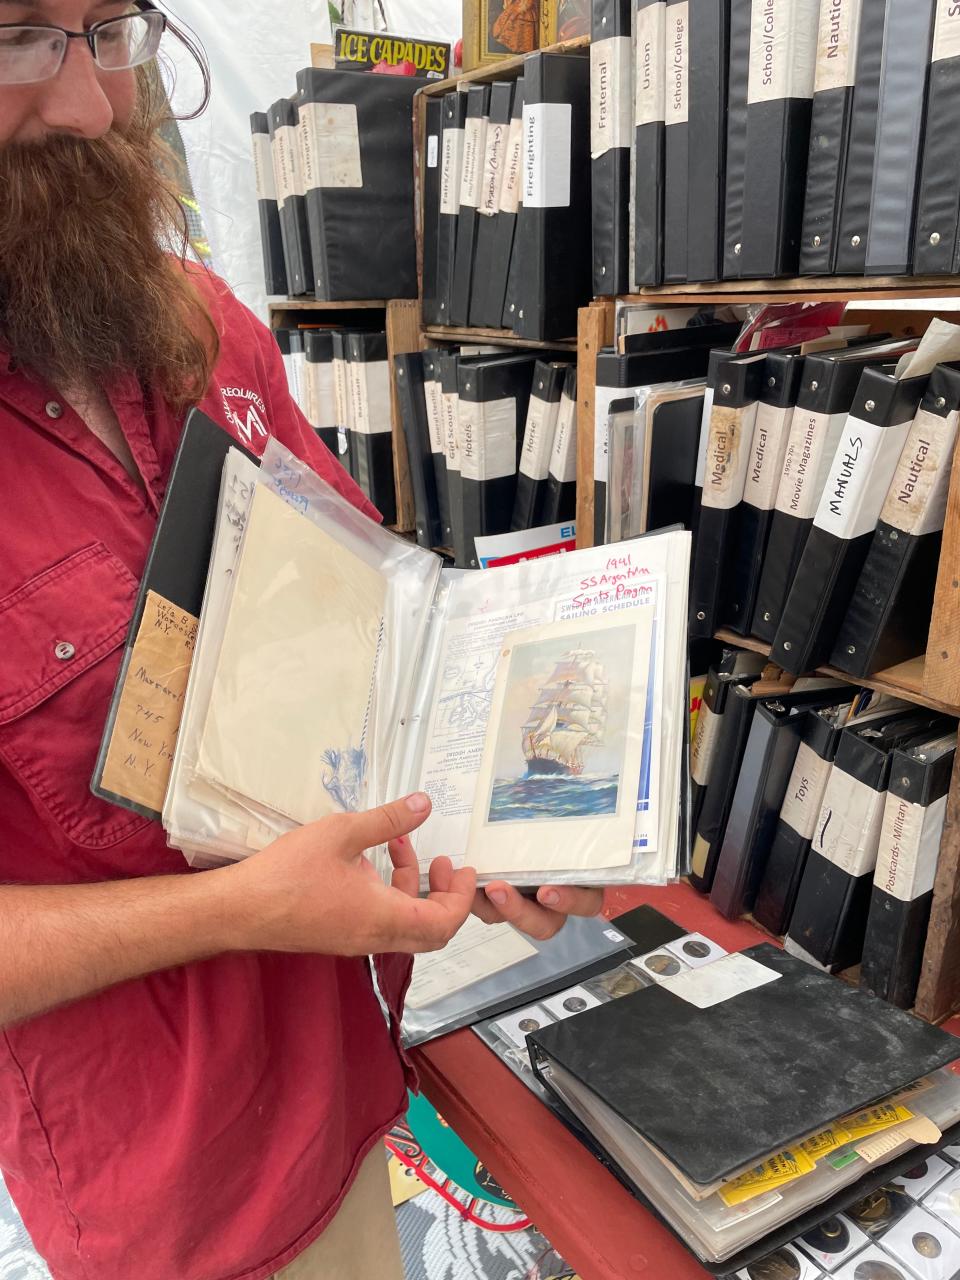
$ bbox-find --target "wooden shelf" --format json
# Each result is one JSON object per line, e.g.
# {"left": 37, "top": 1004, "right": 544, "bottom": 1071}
{"left": 421, "top": 324, "right": 577, "bottom": 351}
{"left": 714, "top": 629, "right": 960, "bottom": 719}
{"left": 419, "top": 34, "right": 589, "bottom": 97}
{"left": 268, "top": 298, "right": 388, "bottom": 312}
{"left": 625, "top": 278, "right": 960, "bottom": 305}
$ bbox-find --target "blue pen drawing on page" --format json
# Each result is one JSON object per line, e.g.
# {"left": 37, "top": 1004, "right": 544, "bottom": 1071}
{"left": 486, "top": 624, "right": 635, "bottom": 824}
{"left": 320, "top": 618, "right": 384, "bottom": 813}
{"left": 436, "top": 650, "right": 499, "bottom": 734}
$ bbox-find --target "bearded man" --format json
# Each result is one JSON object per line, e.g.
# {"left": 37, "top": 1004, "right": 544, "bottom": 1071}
{"left": 0, "top": 5, "right": 603, "bottom": 1278}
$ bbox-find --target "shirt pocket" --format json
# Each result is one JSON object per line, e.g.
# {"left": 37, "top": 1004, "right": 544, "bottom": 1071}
{"left": 0, "top": 543, "right": 151, "bottom": 853}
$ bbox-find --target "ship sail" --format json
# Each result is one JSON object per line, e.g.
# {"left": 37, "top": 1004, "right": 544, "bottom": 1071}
{"left": 522, "top": 647, "right": 608, "bottom": 777}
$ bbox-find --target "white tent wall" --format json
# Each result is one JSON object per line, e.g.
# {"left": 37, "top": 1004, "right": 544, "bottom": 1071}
{"left": 160, "top": 1, "right": 461, "bottom": 323}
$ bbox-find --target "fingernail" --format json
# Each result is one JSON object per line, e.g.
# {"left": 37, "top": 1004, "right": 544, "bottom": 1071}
{"left": 486, "top": 888, "right": 507, "bottom": 907}
{"left": 406, "top": 793, "right": 430, "bottom": 814}
{"left": 538, "top": 888, "right": 560, "bottom": 907}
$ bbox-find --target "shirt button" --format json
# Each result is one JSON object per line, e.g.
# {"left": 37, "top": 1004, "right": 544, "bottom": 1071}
{"left": 45, "top": 401, "right": 64, "bottom": 420}
{"left": 54, "top": 641, "right": 76, "bottom": 661}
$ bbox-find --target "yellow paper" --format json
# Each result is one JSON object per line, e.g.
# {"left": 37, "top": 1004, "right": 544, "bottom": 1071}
{"left": 387, "top": 1153, "right": 427, "bottom": 1207}
{"left": 101, "top": 591, "right": 197, "bottom": 812}
{"left": 799, "top": 1124, "right": 852, "bottom": 1163}
{"left": 842, "top": 1103, "right": 913, "bottom": 1142}
{"left": 719, "top": 1148, "right": 816, "bottom": 1207}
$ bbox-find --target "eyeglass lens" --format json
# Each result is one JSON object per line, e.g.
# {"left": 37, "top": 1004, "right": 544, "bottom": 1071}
{"left": 0, "top": 11, "right": 164, "bottom": 86}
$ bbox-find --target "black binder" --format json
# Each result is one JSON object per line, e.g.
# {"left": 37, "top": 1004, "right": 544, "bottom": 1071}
{"left": 864, "top": 0, "right": 936, "bottom": 276}
{"left": 421, "top": 349, "right": 453, "bottom": 546}
{"left": 436, "top": 92, "right": 467, "bottom": 325}
{"left": 250, "top": 111, "right": 288, "bottom": 296}
{"left": 438, "top": 352, "right": 465, "bottom": 564}
{"left": 689, "top": 660, "right": 765, "bottom": 835}
{"left": 787, "top": 709, "right": 952, "bottom": 972}
{"left": 721, "top": 349, "right": 804, "bottom": 633}
{"left": 543, "top": 365, "right": 579, "bottom": 525}
{"left": 645, "top": 385, "right": 706, "bottom": 532}
{"left": 721, "top": 0, "right": 751, "bottom": 278}
{"left": 458, "top": 355, "right": 538, "bottom": 568}
{"left": 274, "top": 328, "right": 306, "bottom": 417}
{"left": 421, "top": 95, "right": 445, "bottom": 326}
{"left": 710, "top": 687, "right": 857, "bottom": 922}
{"left": 633, "top": 0, "right": 666, "bottom": 286}
{"left": 512, "top": 361, "right": 567, "bottom": 530}
{"left": 753, "top": 700, "right": 855, "bottom": 937}
{"left": 914, "top": 3, "right": 960, "bottom": 275}
{"left": 474, "top": 79, "right": 524, "bottom": 330}
{"left": 831, "top": 362, "right": 960, "bottom": 678}
{"left": 662, "top": 0, "right": 690, "bottom": 282}
{"left": 834, "top": 0, "right": 887, "bottom": 275}
{"left": 267, "top": 97, "right": 311, "bottom": 296}
{"left": 295, "top": 68, "right": 420, "bottom": 301}
{"left": 303, "top": 330, "right": 338, "bottom": 456}
{"left": 450, "top": 84, "right": 491, "bottom": 326}
{"left": 469, "top": 81, "right": 516, "bottom": 328}
{"left": 514, "top": 50, "right": 593, "bottom": 341}
{"left": 346, "top": 332, "right": 396, "bottom": 523}
{"left": 732, "top": 0, "right": 820, "bottom": 279}
{"left": 771, "top": 364, "right": 930, "bottom": 676}
{"left": 395, "top": 353, "right": 443, "bottom": 549}
{"left": 591, "top": 0, "right": 633, "bottom": 295}
{"left": 686, "top": 0, "right": 729, "bottom": 282}
{"left": 751, "top": 339, "right": 918, "bottom": 643}
{"left": 330, "top": 330, "right": 355, "bottom": 478}
{"left": 688, "top": 352, "right": 768, "bottom": 639}
{"left": 861, "top": 734, "right": 956, "bottom": 1009}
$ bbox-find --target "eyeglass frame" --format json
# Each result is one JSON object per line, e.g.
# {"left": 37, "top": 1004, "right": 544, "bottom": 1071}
{"left": 0, "top": 2, "right": 167, "bottom": 80}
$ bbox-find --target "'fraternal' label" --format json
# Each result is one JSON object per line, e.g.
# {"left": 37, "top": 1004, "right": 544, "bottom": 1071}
{"left": 591, "top": 35, "right": 632, "bottom": 157}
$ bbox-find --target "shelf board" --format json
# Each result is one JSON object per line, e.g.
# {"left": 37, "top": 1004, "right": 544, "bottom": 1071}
{"left": 422, "top": 324, "right": 577, "bottom": 351}
{"left": 268, "top": 298, "right": 388, "bottom": 312}
{"left": 424, "top": 34, "right": 590, "bottom": 95}
{"left": 623, "top": 277, "right": 960, "bottom": 306}
{"left": 714, "top": 629, "right": 960, "bottom": 718}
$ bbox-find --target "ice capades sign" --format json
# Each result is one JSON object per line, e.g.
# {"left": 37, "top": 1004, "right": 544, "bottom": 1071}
{"left": 333, "top": 27, "right": 451, "bottom": 79}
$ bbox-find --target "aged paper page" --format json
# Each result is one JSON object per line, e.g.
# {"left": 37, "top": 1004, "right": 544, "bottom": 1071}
{"left": 406, "top": 915, "right": 537, "bottom": 1010}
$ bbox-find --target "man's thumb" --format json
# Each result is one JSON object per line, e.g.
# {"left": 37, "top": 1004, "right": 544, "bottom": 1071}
{"left": 345, "top": 793, "right": 433, "bottom": 852}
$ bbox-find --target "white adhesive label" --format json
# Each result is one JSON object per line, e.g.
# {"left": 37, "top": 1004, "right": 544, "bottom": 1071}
{"left": 519, "top": 395, "right": 559, "bottom": 481}
{"left": 813, "top": 770, "right": 885, "bottom": 878}
{"left": 499, "top": 115, "right": 524, "bottom": 214}
{"left": 479, "top": 119, "right": 509, "bottom": 216}
{"left": 523, "top": 103, "right": 572, "bottom": 208}
{"left": 881, "top": 406, "right": 960, "bottom": 537}
{"left": 779, "top": 743, "right": 833, "bottom": 841}
{"left": 814, "top": 0, "right": 863, "bottom": 93}
{"left": 702, "top": 403, "right": 760, "bottom": 512}
{"left": 332, "top": 355, "right": 351, "bottom": 429}
{"left": 273, "top": 124, "right": 304, "bottom": 203}
{"left": 299, "top": 102, "right": 362, "bottom": 190}
{"left": 442, "top": 392, "right": 461, "bottom": 470}
{"left": 636, "top": 2, "right": 667, "bottom": 127}
{"left": 660, "top": 953, "right": 782, "bottom": 1008}
{"left": 690, "top": 701, "right": 722, "bottom": 788}
{"left": 774, "top": 409, "right": 847, "bottom": 520}
{"left": 460, "top": 115, "right": 487, "bottom": 209}
{"left": 666, "top": 1, "right": 689, "bottom": 125}
{"left": 593, "top": 384, "right": 623, "bottom": 486}
{"left": 305, "top": 359, "right": 337, "bottom": 430}
{"left": 352, "top": 359, "right": 391, "bottom": 437}
{"left": 549, "top": 392, "right": 578, "bottom": 483}
{"left": 694, "top": 386, "right": 716, "bottom": 487}
{"left": 252, "top": 132, "right": 276, "bottom": 202}
{"left": 744, "top": 404, "right": 795, "bottom": 511}
{"left": 591, "top": 35, "right": 632, "bottom": 158}
{"left": 424, "top": 378, "right": 445, "bottom": 454}
{"left": 460, "top": 396, "right": 517, "bottom": 481}
{"left": 427, "top": 133, "right": 439, "bottom": 168}
{"left": 814, "top": 415, "right": 916, "bottom": 541}
{"left": 875, "top": 793, "right": 948, "bottom": 902}
{"left": 934, "top": 0, "right": 960, "bottom": 63}
{"left": 440, "top": 126, "right": 465, "bottom": 216}
{"left": 748, "top": 0, "right": 820, "bottom": 104}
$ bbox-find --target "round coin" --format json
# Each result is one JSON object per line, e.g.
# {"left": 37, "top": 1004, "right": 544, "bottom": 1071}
{"left": 682, "top": 940, "right": 712, "bottom": 959}
{"left": 913, "top": 1232, "right": 942, "bottom": 1259}
{"left": 562, "top": 996, "right": 588, "bottom": 1013}
{"left": 644, "top": 954, "right": 681, "bottom": 976}
{"left": 746, "top": 1247, "right": 801, "bottom": 1280}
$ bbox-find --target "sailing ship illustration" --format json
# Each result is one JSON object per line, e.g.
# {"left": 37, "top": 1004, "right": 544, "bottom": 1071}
{"left": 521, "top": 648, "right": 607, "bottom": 778}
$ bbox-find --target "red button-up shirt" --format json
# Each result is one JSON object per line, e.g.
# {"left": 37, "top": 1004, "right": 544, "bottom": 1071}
{"left": 0, "top": 270, "right": 412, "bottom": 1280}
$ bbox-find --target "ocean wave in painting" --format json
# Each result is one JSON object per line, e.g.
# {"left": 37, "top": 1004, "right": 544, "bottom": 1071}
{"left": 487, "top": 774, "right": 620, "bottom": 823}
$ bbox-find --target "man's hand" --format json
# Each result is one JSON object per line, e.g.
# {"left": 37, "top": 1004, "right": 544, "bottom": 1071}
{"left": 472, "top": 882, "right": 604, "bottom": 941}
{"left": 226, "top": 793, "right": 476, "bottom": 956}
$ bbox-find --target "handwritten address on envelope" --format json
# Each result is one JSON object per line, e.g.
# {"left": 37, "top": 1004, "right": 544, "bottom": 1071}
{"left": 101, "top": 590, "right": 198, "bottom": 814}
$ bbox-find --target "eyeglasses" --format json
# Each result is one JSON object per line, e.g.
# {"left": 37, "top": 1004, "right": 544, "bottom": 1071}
{"left": 0, "top": 3, "right": 166, "bottom": 86}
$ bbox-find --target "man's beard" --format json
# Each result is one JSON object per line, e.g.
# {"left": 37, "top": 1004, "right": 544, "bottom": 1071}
{"left": 0, "top": 118, "right": 217, "bottom": 408}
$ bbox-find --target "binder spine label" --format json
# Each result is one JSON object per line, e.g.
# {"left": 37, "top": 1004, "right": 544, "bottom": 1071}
{"left": 313, "top": 362, "right": 336, "bottom": 430}
{"left": 635, "top": 2, "right": 667, "bottom": 126}
{"left": 424, "top": 380, "right": 445, "bottom": 454}
{"left": 814, "top": 415, "right": 916, "bottom": 540}
{"left": 252, "top": 133, "right": 277, "bottom": 201}
{"left": 442, "top": 392, "right": 461, "bottom": 470}
{"left": 274, "top": 124, "right": 304, "bottom": 203}
{"left": 774, "top": 410, "right": 846, "bottom": 520}
{"left": 701, "top": 405, "right": 759, "bottom": 511}
{"left": 523, "top": 103, "right": 573, "bottom": 208}
{"left": 550, "top": 394, "right": 578, "bottom": 483}
{"left": 813, "top": 771, "right": 885, "bottom": 877}
{"left": 593, "top": 385, "right": 621, "bottom": 486}
{"left": 519, "top": 397, "right": 556, "bottom": 481}
{"left": 690, "top": 702, "right": 721, "bottom": 787}
{"left": 461, "top": 116, "right": 487, "bottom": 209}
{"left": 333, "top": 356, "right": 350, "bottom": 429}
{"left": 880, "top": 406, "right": 960, "bottom": 536}
{"left": 694, "top": 388, "right": 716, "bottom": 487}
{"left": 499, "top": 116, "right": 524, "bottom": 215}
{"left": 779, "top": 743, "right": 833, "bottom": 840}
{"left": 427, "top": 133, "right": 439, "bottom": 168}
{"left": 440, "top": 127, "right": 465, "bottom": 216}
{"left": 814, "top": 0, "right": 863, "bottom": 92}
{"left": 666, "top": 2, "right": 689, "bottom": 125}
{"left": 933, "top": 0, "right": 960, "bottom": 63}
{"left": 875, "top": 793, "right": 948, "bottom": 901}
{"left": 591, "top": 36, "right": 633, "bottom": 158}
{"left": 299, "top": 102, "right": 363, "bottom": 190}
{"left": 745, "top": 404, "right": 795, "bottom": 510}
{"left": 460, "top": 397, "right": 517, "bottom": 481}
{"left": 480, "top": 119, "right": 509, "bottom": 216}
{"left": 748, "top": 0, "right": 820, "bottom": 104}
{"left": 352, "top": 361, "right": 391, "bottom": 436}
